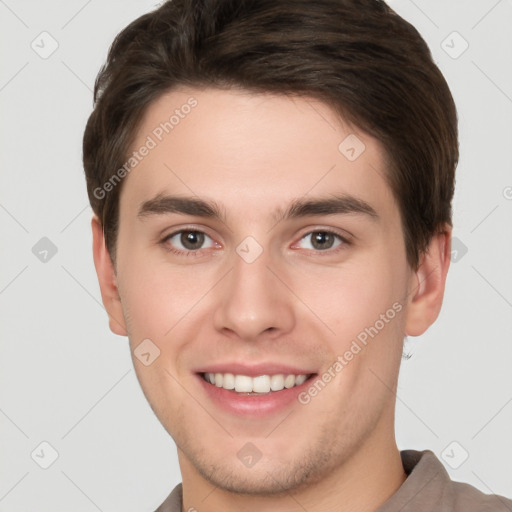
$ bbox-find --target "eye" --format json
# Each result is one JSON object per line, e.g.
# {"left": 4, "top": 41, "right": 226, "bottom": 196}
{"left": 162, "top": 230, "right": 216, "bottom": 253}
{"left": 295, "top": 230, "right": 347, "bottom": 251}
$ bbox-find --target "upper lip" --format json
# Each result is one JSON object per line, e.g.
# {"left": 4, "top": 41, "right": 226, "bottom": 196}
{"left": 194, "top": 362, "right": 317, "bottom": 377}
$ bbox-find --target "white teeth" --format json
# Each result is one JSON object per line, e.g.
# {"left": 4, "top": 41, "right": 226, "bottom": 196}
{"left": 223, "top": 373, "right": 235, "bottom": 390}
{"left": 284, "top": 374, "right": 295, "bottom": 389}
{"left": 235, "top": 375, "right": 253, "bottom": 392}
{"left": 270, "top": 374, "right": 284, "bottom": 391}
{"left": 203, "top": 372, "right": 309, "bottom": 393}
{"left": 295, "top": 374, "right": 307, "bottom": 386}
{"left": 252, "top": 375, "right": 271, "bottom": 393}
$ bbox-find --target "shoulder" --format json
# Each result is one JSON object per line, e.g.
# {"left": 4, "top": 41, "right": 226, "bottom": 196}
{"left": 378, "top": 449, "right": 512, "bottom": 511}
{"left": 153, "top": 483, "right": 182, "bottom": 512}
{"left": 450, "top": 478, "right": 512, "bottom": 511}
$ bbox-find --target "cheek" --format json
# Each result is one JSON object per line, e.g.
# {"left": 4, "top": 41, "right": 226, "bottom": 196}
{"left": 117, "top": 248, "right": 214, "bottom": 337}
{"left": 291, "top": 254, "right": 405, "bottom": 343}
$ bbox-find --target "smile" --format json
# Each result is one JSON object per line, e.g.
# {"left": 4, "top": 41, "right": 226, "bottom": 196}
{"left": 195, "top": 363, "right": 318, "bottom": 416}
{"left": 201, "top": 372, "right": 312, "bottom": 394}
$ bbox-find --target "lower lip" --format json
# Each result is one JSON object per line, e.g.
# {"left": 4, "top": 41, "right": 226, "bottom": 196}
{"left": 196, "top": 374, "right": 315, "bottom": 417}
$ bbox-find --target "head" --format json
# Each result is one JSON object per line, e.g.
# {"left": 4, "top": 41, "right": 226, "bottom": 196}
{"left": 85, "top": 0, "right": 458, "bottom": 498}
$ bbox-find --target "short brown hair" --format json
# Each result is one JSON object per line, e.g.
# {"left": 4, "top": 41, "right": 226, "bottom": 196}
{"left": 83, "top": 0, "right": 458, "bottom": 270}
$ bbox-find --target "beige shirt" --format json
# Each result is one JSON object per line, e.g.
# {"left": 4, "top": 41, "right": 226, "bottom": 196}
{"left": 154, "top": 449, "right": 512, "bottom": 511}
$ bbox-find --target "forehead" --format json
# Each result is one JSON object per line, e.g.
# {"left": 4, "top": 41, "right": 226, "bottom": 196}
{"left": 120, "top": 87, "right": 397, "bottom": 223}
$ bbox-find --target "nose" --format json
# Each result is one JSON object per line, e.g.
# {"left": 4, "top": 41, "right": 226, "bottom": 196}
{"left": 212, "top": 245, "right": 296, "bottom": 342}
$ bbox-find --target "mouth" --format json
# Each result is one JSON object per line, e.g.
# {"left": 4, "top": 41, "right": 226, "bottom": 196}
{"left": 194, "top": 363, "right": 318, "bottom": 416}
{"left": 199, "top": 372, "right": 316, "bottom": 395}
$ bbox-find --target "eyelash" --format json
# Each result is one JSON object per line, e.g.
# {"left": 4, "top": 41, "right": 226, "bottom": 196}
{"left": 160, "top": 228, "right": 216, "bottom": 258}
{"left": 159, "top": 228, "right": 351, "bottom": 257}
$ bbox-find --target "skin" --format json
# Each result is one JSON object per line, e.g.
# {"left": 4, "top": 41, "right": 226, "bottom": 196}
{"left": 92, "top": 87, "right": 451, "bottom": 512}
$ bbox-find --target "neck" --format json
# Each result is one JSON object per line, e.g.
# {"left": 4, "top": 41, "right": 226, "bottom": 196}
{"left": 179, "top": 433, "right": 407, "bottom": 512}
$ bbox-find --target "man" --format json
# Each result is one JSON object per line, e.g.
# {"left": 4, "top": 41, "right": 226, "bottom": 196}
{"left": 83, "top": 0, "right": 512, "bottom": 510}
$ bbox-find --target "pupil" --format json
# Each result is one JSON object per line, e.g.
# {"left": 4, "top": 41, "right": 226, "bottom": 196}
{"left": 181, "top": 231, "right": 204, "bottom": 250}
{"left": 312, "top": 232, "right": 334, "bottom": 250}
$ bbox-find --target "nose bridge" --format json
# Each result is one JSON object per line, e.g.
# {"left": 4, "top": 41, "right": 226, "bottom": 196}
{"left": 234, "top": 246, "right": 277, "bottom": 299}
{"left": 213, "top": 241, "right": 295, "bottom": 340}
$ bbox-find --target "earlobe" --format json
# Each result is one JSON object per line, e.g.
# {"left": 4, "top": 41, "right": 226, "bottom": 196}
{"left": 91, "top": 215, "right": 128, "bottom": 336}
{"left": 404, "top": 226, "right": 452, "bottom": 337}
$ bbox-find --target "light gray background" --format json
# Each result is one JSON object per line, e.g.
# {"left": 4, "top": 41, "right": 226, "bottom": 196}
{"left": 1, "top": 0, "right": 511, "bottom": 510}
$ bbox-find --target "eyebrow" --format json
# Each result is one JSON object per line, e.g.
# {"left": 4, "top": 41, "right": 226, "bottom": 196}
{"left": 137, "top": 193, "right": 379, "bottom": 223}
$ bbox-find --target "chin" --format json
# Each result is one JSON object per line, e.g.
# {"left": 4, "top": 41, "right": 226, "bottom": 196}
{"left": 186, "top": 445, "right": 330, "bottom": 497}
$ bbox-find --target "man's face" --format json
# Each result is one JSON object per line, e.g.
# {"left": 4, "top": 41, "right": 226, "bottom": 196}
{"left": 111, "top": 87, "right": 416, "bottom": 493}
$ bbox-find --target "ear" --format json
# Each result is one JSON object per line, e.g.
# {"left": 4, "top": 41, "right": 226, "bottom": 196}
{"left": 404, "top": 225, "right": 451, "bottom": 337}
{"left": 91, "top": 215, "right": 128, "bottom": 336}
